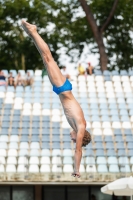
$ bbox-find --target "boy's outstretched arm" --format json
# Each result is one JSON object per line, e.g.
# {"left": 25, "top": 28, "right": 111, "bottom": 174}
{"left": 71, "top": 128, "right": 85, "bottom": 178}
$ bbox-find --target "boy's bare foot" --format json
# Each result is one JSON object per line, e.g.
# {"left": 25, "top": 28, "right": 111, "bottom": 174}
{"left": 21, "top": 20, "right": 37, "bottom": 37}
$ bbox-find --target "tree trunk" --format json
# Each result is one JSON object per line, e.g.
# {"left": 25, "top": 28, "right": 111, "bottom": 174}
{"left": 95, "top": 32, "right": 108, "bottom": 71}
{"left": 21, "top": 53, "right": 25, "bottom": 70}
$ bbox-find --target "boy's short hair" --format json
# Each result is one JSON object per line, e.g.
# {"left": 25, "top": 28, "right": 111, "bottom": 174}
{"left": 82, "top": 130, "right": 91, "bottom": 147}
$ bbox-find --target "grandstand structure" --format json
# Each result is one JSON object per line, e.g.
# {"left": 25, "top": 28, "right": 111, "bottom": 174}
{"left": 0, "top": 69, "right": 133, "bottom": 183}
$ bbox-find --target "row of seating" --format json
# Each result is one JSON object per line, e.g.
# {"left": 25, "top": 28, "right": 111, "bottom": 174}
{"left": 0, "top": 164, "right": 132, "bottom": 173}
{"left": 0, "top": 156, "right": 133, "bottom": 164}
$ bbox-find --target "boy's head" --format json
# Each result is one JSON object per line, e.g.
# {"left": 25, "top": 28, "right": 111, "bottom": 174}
{"left": 70, "top": 130, "right": 91, "bottom": 147}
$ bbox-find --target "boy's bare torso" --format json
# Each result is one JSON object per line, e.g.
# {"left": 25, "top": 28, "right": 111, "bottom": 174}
{"left": 59, "top": 91, "right": 86, "bottom": 132}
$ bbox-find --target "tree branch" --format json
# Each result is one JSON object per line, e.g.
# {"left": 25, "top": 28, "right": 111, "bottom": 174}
{"left": 78, "top": 0, "right": 99, "bottom": 38}
{"left": 100, "top": 0, "right": 119, "bottom": 33}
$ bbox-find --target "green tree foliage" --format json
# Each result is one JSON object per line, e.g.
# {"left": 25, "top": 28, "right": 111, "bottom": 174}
{"left": 0, "top": 0, "right": 133, "bottom": 71}
{"left": 0, "top": 0, "right": 63, "bottom": 70}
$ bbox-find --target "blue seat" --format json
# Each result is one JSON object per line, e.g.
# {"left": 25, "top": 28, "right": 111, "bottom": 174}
{"left": 84, "top": 149, "right": 95, "bottom": 157}
{"left": 125, "top": 135, "right": 133, "bottom": 142}
{"left": 93, "top": 136, "right": 102, "bottom": 142}
{"left": 1, "top": 121, "right": 10, "bottom": 128}
{"left": 42, "top": 122, "right": 50, "bottom": 128}
{"left": 95, "top": 149, "right": 105, "bottom": 156}
{"left": 0, "top": 128, "right": 9, "bottom": 135}
{"left": 93, "top": 142, "right": 104, "bottom": 149}
{"left": 20, "top": 135, "right": 29, "bottom": 142}
{"left": 21, "top": 116, "right": 30, "bottom": 122}
{"left": 32, "top": 121, "right": 40, "bottom": 128}
{"left": 104, "top": 136, "right": 113, "bottom": 142}
{"left": 123, "top": 129, "right": 132, "bottom": 135}
{"left": 42, "top": 116, "right": 50, "bottom": 122}
{"left": 10, "top": 128, "right": 19, "bottom": 135}
{"left": 128, "top": 150, "right": 133, "bottom": 156}
{"left": 42, "top": 128, "right": 50, "bottom": 135}
{"left": 117, "top": 149, "right": 126, "bottom": 156}
{"left": 62, "top": 135, "right": 70, "bottom": 142}
{"left": 116, "top": 142, "right": 125, "bottom": 149}
{"left": 52, "top": 142, "right": 61, "bottom": 149}
{"left": 106, "top": 149, "right": 116, "bottom": 156}
{"left": 21, "top": 128, "right": 30, "bottom": 135}
{"left": 111, "top": 70, "right": 119, "bottom": 75}
{"left": 113, "top": 129, "right": 122, "bottom": 135}
{"left": 31, "top": 129, "right": 40, "bottom": 135}
{"left": 12, "top": 122, "right": 20, "bottom": 129}
{"left": 42, "top": 142, "right": 50, "bottom": 149}
{"left": 52, "top": 135, "right": 60, "bottom": 142}
{"left": 106, "top": 142, "right": 114, "bottom": 150}
{"left": 42, "top": 135, "right": 50, "bottom": 142}
{"left": 51, "top": 122, "right": 60, "bottom": 128}
{"left": 115, "top": 135, "right": 123, "bottom": 142}
{"left": 31, "top": 135, "right": 40, "bottom": 142}
{"left": 127, "top": 142, "right": 133, "bottom": 149}
{"left": 52, "top": 128, "right": 61, "bottom": 135}
{"left": 62, "top": 142, "right": 71, "bottom": 149}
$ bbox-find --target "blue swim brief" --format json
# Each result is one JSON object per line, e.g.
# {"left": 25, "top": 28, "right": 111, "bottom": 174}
{"left": 53, "top": 79, "right": 72, "bottom": 95}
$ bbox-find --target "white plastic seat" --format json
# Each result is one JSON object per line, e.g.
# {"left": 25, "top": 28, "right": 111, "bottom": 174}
{"left": 7, "top": 157, "right": 17, "bottom": 164}
{"left": 22, "top": 110, "right": 31, "bottom": 116}
{"left": 96, "top": 157, "right": 106, "bottom": 164}
{"left": 51, "top": 115, "right": 61, "bottom": 122}
{"left": 52, "top": 165, "right": 62, "bottom": 173}
{"left": 10, "top": 135, "right": 19, "bottom": 142}
{"left": 40, "top": 157, "right": 50, "bottom": 164}
{"left": 62, "top": 149, "right": 73, "bottom": 157}
{"left": 0, "top": 157, "right": 6, "bottom": 164}
{"left": 85, "top": 157, "right": 95, "bottom": 164}
{"left": 33, "top": 103, "right": 41, "bottom": 110}
{"left": 0, "top": 163, "right": 5, "bottom": 172}
{"left": 23, "top": 103, "right": 32, "bottom": 110}
{"left": 102, "top": 122, "right": 111, "bottom": 128}
{"left": 79, "top": 164, "right": 85, "bottom": 172}
{"left": 52, "top": 156, "right": 62, "bottom": 164}
{"left": 63, "top": 164, "right": 73, "bottom": 172}
{"left": 63, "top": 157, "right": 73, "bottom": 164}
{"left": 103, "top": 128, "right": 113, "bottom": 135}
{"left": 41, "top": 149, "right": 51, "bottom": 156}
{"left": 40, "top": 165, "right": 50, "bottom": 173}
{"left": 32, "top": 110, "right": 41, "bottom": 116}
{"left": 52, "top": 149, "right": 61, "bottom": 156}
{"left": 0, "top": 135, "right": 8, "bottom": 142}
{"left": 118, "top": 157, "right": 129, "bottom": 165}
{"left": 42, "top": 109, "right": 51, "bottom": 116}
{"left": 0, "top": 149, "right": 6, "bottom": 157}
{"left": 130, "top": 157, "right": 133, "bottom": 164}
{"left": 98, "top": 165, "right": 108, "bottom": 172}
{"left": 120, "top": 165, "right": 131, "bottom": 173}
{"left": 29, "top": 157, "right": 39, "bottom": 164}
{"left": 18, "top": 157, "right": 28, "bottom": 164}
{"left": 6, "top": 165, "right": 16, "bottom": 173}
{"left": 92, "top": 122, "right": 101, "bottom": 128}
{"left": 0, "top": 143, "right": 7, "bottom": 149}
{"left": 30, "top": 149, "right": 40, "bottom": 156}
{"left": 29, "top": 164, "right": 39, "bottom": 173}
{"left": 92, "top": 128, "right": 102, "bottom": 135}
{"left": 30, "top": 142, "right": 40, "bottom": 149}
{"left": 20, "top": 142, "right": 29, "bottom": 149}
{"left": 107, "top": 157, "right": 118, "bottom": 164}
{"left": 86, "top": 165, "right": 96, "bottom": 172}
{"left": 8, "top": 149, "right": 18, "bottom": 157}
{"left": 122, "top": 122, "right": 131, "bottom": 129}
{"left": 112, "top": 122, "right": 121, "bottom": 128}
{"left": 109, "top": 164, "right": 119, "bottom": 173}
{"left": 18, "top": 149, "right": 29, "bottom": 156}
{"left": 9, "top": 142, "right": 18, "bottom": 149}
{"left": 17, "top": 165, "right": 27, "bottom": 172}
